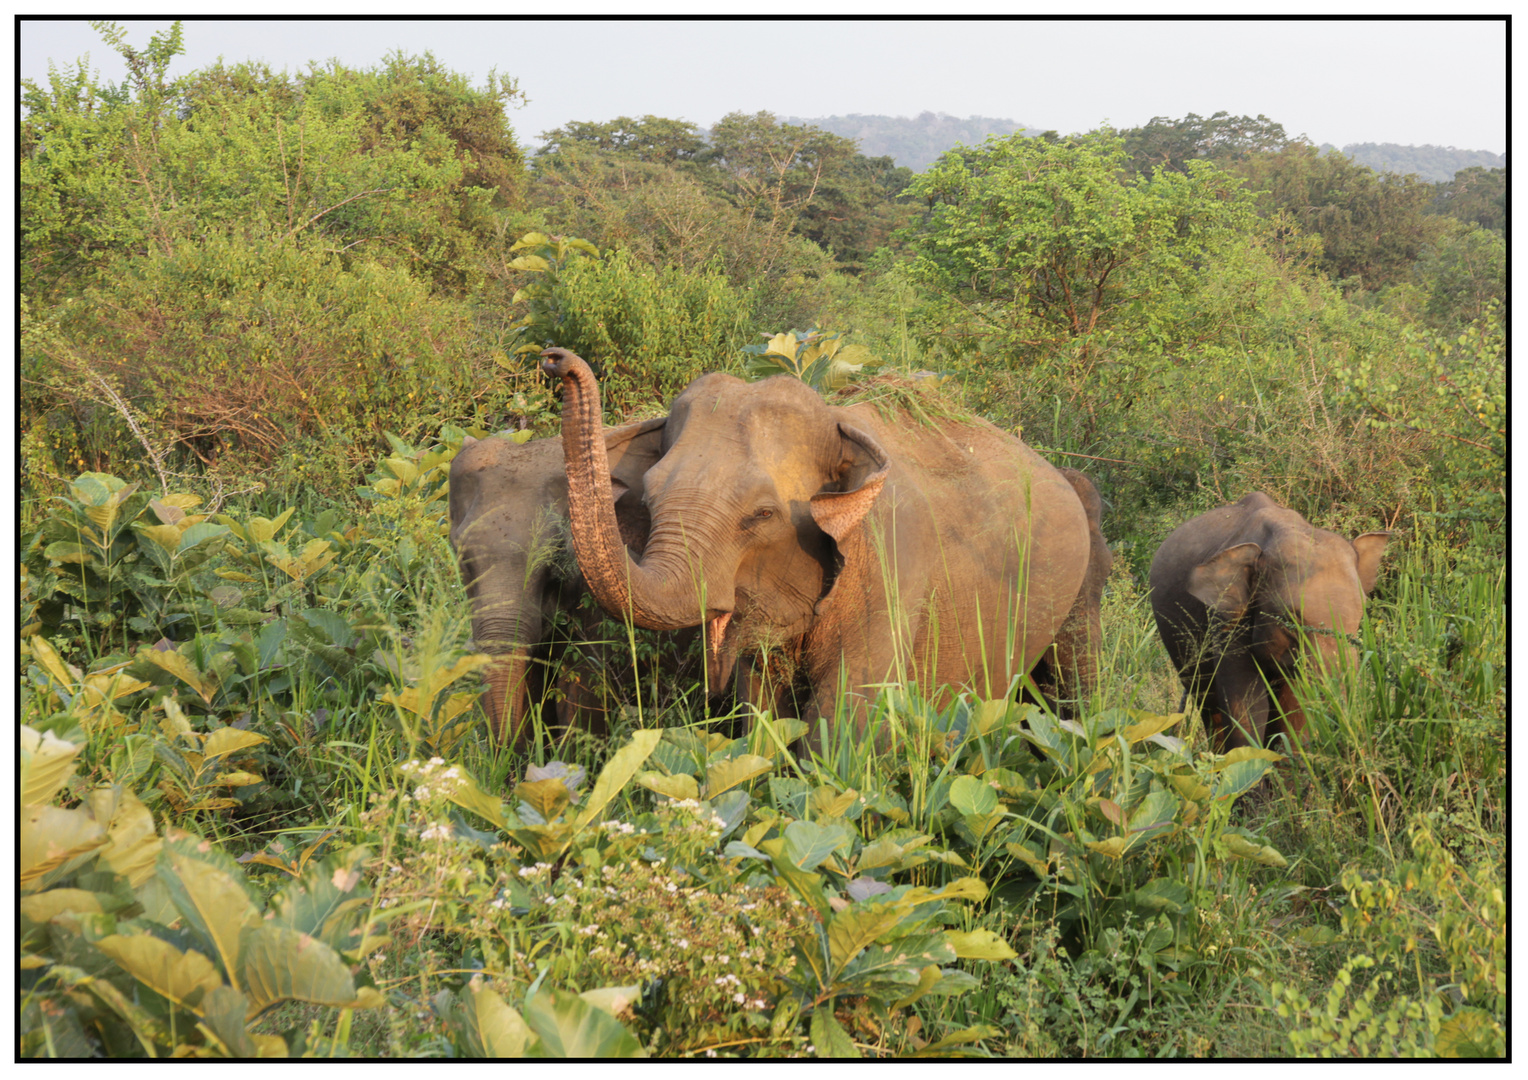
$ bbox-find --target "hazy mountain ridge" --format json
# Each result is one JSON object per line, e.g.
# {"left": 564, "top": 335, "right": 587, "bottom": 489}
{"left": 781, "top": 112, "right": 1041, "bottom": 170}
{"left": 786, "top": 113, "right": 1503, "bottom": 181}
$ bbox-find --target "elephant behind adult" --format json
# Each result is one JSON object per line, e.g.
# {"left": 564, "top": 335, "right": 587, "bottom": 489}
{"left": 448, "top": 423, "right": 679, "bottom": 746}
{"left": 541, "top": 347, "right": 1091, "bottom": 737}
{"left": 1148, "top": 492, "right": 1389, "bottom": 753}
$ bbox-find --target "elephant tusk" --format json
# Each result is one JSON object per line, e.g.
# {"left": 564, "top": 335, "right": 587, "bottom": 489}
{"left": 707, "top": 612, "right": 732, "bottom": 658}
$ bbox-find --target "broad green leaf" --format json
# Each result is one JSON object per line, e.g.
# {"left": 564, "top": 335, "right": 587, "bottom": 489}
{"left": 177, "top": 522, "right": 230, "bottom": 554}
{"left": 202, "top": 727, "right": 269, "bottom": 760}
{"left": 91, "top": 787, "right": 162, "bottom": 888}
{"left": 890, "top": 964, "right": 943, "bottom": 1010}
{"left": 945, "top": 928, "right": 1017, "bottom": 961}
{"left": 1167, "top": 770, "right": 1212, "bottom": 801}
{"left": 810, "top": 1005, "right": 859, "bottom": 1059}
{"left": 1222, "top": 833, "right": 1288, "bottom": 867}
{"left": 931, "top": 877, "right": 989, "bottom": 904}
{"left": 21, "top": 724, "right": 81, "bottom": 807}
{"left": 95, "top": 933, "right": 223, "bottom": 1012}
{"left": 444, "top": 769, "right": 510, "bottom": 830}
{"left": 506, "top": 254, "right": 551, "bottom": 273}
{"left": 949, "top": 774, "right": 1000, "bottom": 817}
{"left": 136, "top": 523, "right": 186, "bottom": 552}
{"left": 704, "top": 753, "right": 772, "bottom": 798}
{"left": 20, "top": 888, "right": 103, "bottom": 923}
{"left": 506, "top": 822, "right": 576, "bottom": 862}
{"left": 635, "top": 770, "right": 699, "bottom": 802}
{"left": 1128, "top": 878, "right": 1192, "bottom": 914}
{"left": 141, "top": 648, "right": 216, "bottom": 703}
{"left": 43, "top": 540, "right": 93, "bottom": 564}
{"left": 197, "top": 985, "right": 258, "bottom": 1058}
{"left": 571, "top": 729, "right": 664, "bottom": 831}
{"left": 760, "top": 837, "right": 829, "bottom": 918}
{"left": 1121, "top": 711, "right": 1185, "bottom": 744}
{"left": 825, "top": 903, "right": 905, "bottom": 976}
{"left": 809, "top": 785, "right": 860, "bottom": 819}
{"left": 163, "top": 850, "right": 262, "bottom": 987}
{"left": 1085, "top": 836, "right": 1131, "bottom": 859}
{"left": 21, "top": 804, "right": 106, "bottom": 891}
{"left": 783, "top": 819, "right": 853, "bottom": 870}
{"left": 523, "top": 987, "right": 645, "bottom": 1058}
{"left": 454, "top": 982, "right": 530, "bottom": 1058}
{"left": 238, "top": 924, "right": 362, "bottom": 1018}
{"left": 515, "top": 778, "right": 573, "bottom": 822}
{"left": 1214, "top": 746, "right": 1284, "bottom": 769}
{"left": 1213, "top": 758, "right": 1273, "bottom": 802}
{"left": 1126, "top": 790, "right": 1180, "bottom": 838}
{"left": 1005, "top": 840, "right": 1049, "bottom": 877}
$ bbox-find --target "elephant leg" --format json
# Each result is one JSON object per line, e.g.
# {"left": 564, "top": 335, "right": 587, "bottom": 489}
{"left": 1270, "top": 680, "right": 1309, "bottom": 754}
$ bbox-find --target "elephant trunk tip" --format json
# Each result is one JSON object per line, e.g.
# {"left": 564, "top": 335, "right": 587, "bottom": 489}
{"left": 540, "top": 347, "right": 589, "bottom": 380}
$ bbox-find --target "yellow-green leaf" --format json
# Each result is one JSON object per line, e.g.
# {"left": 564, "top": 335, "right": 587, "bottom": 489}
{"left": 21, "top": 724, "right": 81, "bottom": 808}
{"left": 945, "top": 928, "right": 1017, "bottom": 961}
{"left": 142, "top": 649, "right": 216, "bottom": 703}
{"left": 515, "top": 778, "right": 573, "bottom": 822}
{"left": 635, "top": 770, "right": 699, "bottom": 802}
{"left": 704, "top": 754, "right": 772, "bottom": 798}
{"left": 201, "top": 727, "right": 269, "bottom": 761}
{"left": 572, "top": 729, "right": 664, "bottom": 831}
{"left": 95, "top": 933, "right": 224, "bottom": 1012}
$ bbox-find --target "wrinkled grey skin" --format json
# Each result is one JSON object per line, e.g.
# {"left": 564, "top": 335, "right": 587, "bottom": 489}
{"left": 542, "top": 347, "right": 1091, "bottom": 740}
{"left": 449, "top": 423, "right": 711, "bottom": 746}
{"left": 1028, "top": 468, "right": 1112, "bottom": 716}
{"left": 1148, "top": 492, "right": 1389, "bottom": 752}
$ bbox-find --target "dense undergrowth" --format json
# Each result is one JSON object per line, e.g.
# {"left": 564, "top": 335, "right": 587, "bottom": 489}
{"left": 20, "top": 23, "right": 1504, "bottom": 1059}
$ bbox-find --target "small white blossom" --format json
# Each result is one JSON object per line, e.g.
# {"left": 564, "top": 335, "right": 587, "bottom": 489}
{"left": 420, "top": 822, "right": 452, "bottom": 842}
{"left": 733, "top": 992, "right": 746, "bottom": 1004}
{"left": 676, "top": 939, "right": 689, "bottom": 949}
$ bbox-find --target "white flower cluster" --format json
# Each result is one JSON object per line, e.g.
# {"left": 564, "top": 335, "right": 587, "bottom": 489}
{"left": 399, "top": 757, "right": 464, "bottom": 802}
{"left": 419, "top": 822, "right": 453, "bottom": 842}
{"left": 517, "top": 861, "right": 554, "bottom": 879}
{"left": 600, "top": 819, "right": 636, "bottom": 835}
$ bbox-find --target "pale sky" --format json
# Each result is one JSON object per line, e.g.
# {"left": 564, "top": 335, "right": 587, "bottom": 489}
{"left": 17, "top": 15, "right": 1509, "bottom": 156}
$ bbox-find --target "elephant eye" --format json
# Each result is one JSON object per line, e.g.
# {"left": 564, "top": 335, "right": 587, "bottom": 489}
{"left": 748, "top": 508, "right": 775, "bottom": 524}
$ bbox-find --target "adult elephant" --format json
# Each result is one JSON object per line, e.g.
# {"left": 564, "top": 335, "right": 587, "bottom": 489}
{"left": 541, "top": 347, "right": 1091, "bottom": 738}
{"left": 449, "top": 424, "right": 722, "bottom": 746}
{"left": 1148, "top": 492, "right": 1389, "bottom": 753}
{"left": 1028, "top": 468, "right": 1112, "bottom": 715}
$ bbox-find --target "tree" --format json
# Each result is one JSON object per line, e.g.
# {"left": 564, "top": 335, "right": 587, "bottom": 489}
{"left": 905, "top": 130, "right": 1262, "bottom": 368}
{"left": 1430, "top": 165, "right": 1505, "bottom": 234}
{"left": 1120, "top": 111, "right": 1302, "bottom": 176}
{"left": 1229, "top": 144, "right": 1448, "bottom": 292}
{"left": 537, "top": 115, "right": 710, "bottom": 167}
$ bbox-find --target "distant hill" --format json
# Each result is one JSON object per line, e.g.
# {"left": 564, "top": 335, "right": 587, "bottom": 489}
{"left": 1317, "top": 142, "right": 1506, "bottom": 183}
{"left": 781, "top": 112, "right": 1041, "bottom": 170}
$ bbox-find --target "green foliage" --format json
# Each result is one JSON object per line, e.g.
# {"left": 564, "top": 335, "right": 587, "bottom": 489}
{"left": 1120, "top": 111, "right": 1301, "bottom": 175}
{"left": 742, "top": 329, "right": 880, "bottom": 391}
{"left": 784, "top": 112, "right": 1035, "bottom": 172}
{"left": 516, "top": 242, "right": 754, "bottom": 416}
{"left": 1272, "top": 815, "right": 1504, "bottom": 1057}
{"left": 1229, "top": 144, "right": 1450, "bottom": 292}
{"left": 906, "top": 129, "right": 1262, "bottom": 368}
{"left": 20, "top": 725, "right": 394, "bottom": 1058}
{"left": 1429, "top": 165, "right": 1505, "bottom": 233}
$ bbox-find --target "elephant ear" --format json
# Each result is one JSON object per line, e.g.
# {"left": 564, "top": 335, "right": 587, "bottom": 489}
{"left": 810, "top": 423, "right": 890, "bottom": 542}
{"left": 1351, "top": 531, "right": 1391, "bottom": 595}
{"left": 604, "top": 417, "right": 667, "bottom": 502}
{"left": 1187, "top": 542, "right": 1262, "bottom": 618}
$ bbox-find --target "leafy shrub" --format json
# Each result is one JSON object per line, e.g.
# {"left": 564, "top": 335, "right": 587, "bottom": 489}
{"left": 504, "top": 233, "right": 755, "bottom": 417}
{"left": 1272, "top": 814, "right": 1504, "bottom": 1057}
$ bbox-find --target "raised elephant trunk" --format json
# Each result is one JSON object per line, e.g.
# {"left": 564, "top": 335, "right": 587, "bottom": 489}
{"left": 541, "top": 348, "right": 705, "bottom": 632}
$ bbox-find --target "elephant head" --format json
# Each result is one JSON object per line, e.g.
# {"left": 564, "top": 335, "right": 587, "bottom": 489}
{"left": 447, "top": 420, "right": 666, "bottom": 746}
{"left": 1149, "top": 492, "right": 1389, "bottom": 751}
{"left": 541, "top": 348, "right": 889, "bottom": 657}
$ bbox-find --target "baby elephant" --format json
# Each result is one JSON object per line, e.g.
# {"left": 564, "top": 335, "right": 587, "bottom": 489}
{"left": 1149, "top": 492, "right": 1389, "bottom": 753}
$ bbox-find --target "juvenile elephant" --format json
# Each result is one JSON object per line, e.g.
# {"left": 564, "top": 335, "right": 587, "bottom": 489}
{"left": 1148, "top": 492, "right": 1389, "bottom": 753}
{"left": 1028, "top": 468, "right": 1112, "bottom": 715}
{"left": 541, "top": 348, "right": 1091, "bottom": 739}
{"left": 448, "top": 424, "right": 688, "bottom": 746}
